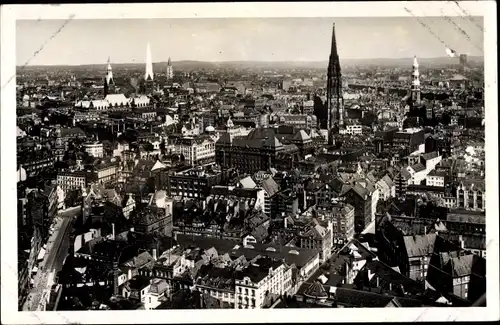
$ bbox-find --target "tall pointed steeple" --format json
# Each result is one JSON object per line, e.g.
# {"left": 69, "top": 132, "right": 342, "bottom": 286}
{"left": 326, "top": 23, "right": 343, "bottom": 140}
{"left": 145, "top": 42, "right": 154, "bottom": 81}
{"left": 166, "top": 57, "right": 173, "bottom": 80}
{"left": 106, "top": 56, "right": 114, "bottom": 85}
{"left": 104, "top": 56, "right": 114, "bottom": 96}
{"left": 411, "top": 55, "right": 421, "bottom": 105}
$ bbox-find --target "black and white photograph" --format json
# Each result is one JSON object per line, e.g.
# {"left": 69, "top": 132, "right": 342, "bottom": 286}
{"left": 1, "top": 1, "right": 498, "bottom": 324}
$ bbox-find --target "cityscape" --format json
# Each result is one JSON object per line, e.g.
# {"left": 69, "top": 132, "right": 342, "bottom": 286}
{"left": 15, "top": 16, "right": 487, "bottom": 312}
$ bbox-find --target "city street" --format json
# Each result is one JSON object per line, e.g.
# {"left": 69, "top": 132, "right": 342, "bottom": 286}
{"left": 22, "top": 206, "right": 80, "bottom": 311}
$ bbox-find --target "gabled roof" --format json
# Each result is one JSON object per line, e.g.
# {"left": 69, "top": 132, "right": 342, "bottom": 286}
{"left": 303, "top": 281, "right": 328, "bottom": 299}
{"left": 422, "top": 151, "right": 439, "bottom": 160}
{"left": 450, "top": 254, "right": 474, "bottom": 277}
{"left": 262, "top": 136, "right": 283, "bottom": 148}
{"left": 409, "top": 163, "right": 426, "bottom": 174}
{"left": 403, "top": 234, "right": 437, "bottom": 257}
{"left": 239, "top": 176, "right": 257, "bottom": 189}
{"left": 399, "top": 168, "right": 412, "bottom": 181}
{"left": 149, "top": 278, "right": 169, "bottom": 294}
{"left": 261, "top": 177, "right": 280, "bottom": 197}
{"left": 123, "top": 251, "right": 154, "bottom": 268}
{"left": 151, "top": 160, "right": 167, "bottom": 172}
{"left": 292, "top": 130, "right": 311, "bottom": 142}
{"left": 348, "top": 184, "right": 369, "bottom": 200}
{"left": 105, "top": 94, "right": 130, "bottom": 106}
{"left": 381, "top": 175, "right": 394, "bottom": 188}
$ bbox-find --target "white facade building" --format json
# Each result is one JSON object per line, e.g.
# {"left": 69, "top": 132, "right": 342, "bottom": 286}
{"left": 339, "top": 124, "right": 363, "bottom": 135}
{"left": 234, "top": 259, "right": 292, "bottom": 309}
{"left": 83, "top": 142, "right": 104, "bottom": 158}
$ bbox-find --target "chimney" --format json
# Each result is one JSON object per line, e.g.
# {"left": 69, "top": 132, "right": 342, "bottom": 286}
{"left": 424, "top": 225, "right": 427, "bottom": 234}
{"left": 127, "top": 268, "right": 132, "bottom": 280}
{"left": 284, "top": 217, "right": 288, "bottom": 229}
{"left": 459, "top": 235, "right": 464, "bottom": 249}
{"left": 367, "top": 268, "right": 374, "bottom": 281}
{"left": 113, "top": 261, "right": 120, "bottom": 296}
{"left": 112, "top": 223, "right": 116, "bottom": 240}
{"left": 152, "top": 248, "right": 157, "bottom": 261}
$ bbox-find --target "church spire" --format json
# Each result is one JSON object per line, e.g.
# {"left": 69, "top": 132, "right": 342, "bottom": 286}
{"left": 106, "top": 56, "right": 114, "bottom": 85}
{"left": 326, "top": 22, "right": 343, "bottom": 138}
{"left": 411, "top": 55, "right": 421, "bottom": 104}
{"left": 145, "top": 42, "right": 154, "bottom": 81}
{"left": 104, "top": 56, "right": 114, "bottom": 97}
{"left": 166, "top": 57, "right": 173, "bottom": 80}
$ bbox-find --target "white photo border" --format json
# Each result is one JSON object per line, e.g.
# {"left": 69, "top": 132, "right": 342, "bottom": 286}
{"left": 1, "top": 1, "right": 498, "bottom": 323}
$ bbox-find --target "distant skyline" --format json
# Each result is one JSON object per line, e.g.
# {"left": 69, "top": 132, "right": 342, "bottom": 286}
{"left": 17, "top": 17, "right": 484, "bottom": 66}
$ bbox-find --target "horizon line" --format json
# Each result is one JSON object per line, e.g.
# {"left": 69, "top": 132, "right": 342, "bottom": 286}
{"left": 18, "top": 55, "right": 481, "bottom": 68}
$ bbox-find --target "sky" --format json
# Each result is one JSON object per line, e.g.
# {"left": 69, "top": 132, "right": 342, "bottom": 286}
{"left": 16, "top": 17, "right": 484, "bottom": 66}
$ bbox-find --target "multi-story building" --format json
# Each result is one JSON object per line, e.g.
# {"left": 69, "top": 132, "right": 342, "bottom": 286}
{"left": 394, "top": 168, "right": 412, "bottom": 197}
{"left": 83, "top": 141, "right": 104, "bottom": 158}
{"left": 167, "top": 164, "right": 233, "bottom": 200}
{"left": 344, "top": 184, "right": 373, "bottom": 234}
{"left": 45, "top": 183, "right": 66, "bottom": 217}
{"left": 316, "top": 202, "right": 355, "bottom": 246}
{"left": 276, "top": 114, "right": 317, "bottom": 129}
{"left": 456, "top": 178, "right": 485, "bottom": 211}
{"left": 216, "top": 128, "right": 300, "bottom": 174}
{"left": 133, "top": 206, "right": 173, "bottom": 237}
{"left": 93, "top": 161, "right": 119, "bottom": 185}
{"left": 427, "top": 250, "right": 486, "bottom": 301}
{"left": 57, "top": 170, "right": 89, "bottom": 192}
{"left": 339, "top": 124, "right": 363, "bottom": 135}
{"left": 271, "top": 189, "right": 299, "bottom": 219}
{"left": 194, "top": 266, "right": 236, "bottom": 308}
{"left": 174, "top": 136, "right": 215, "bottom": 166}
{"left": 144, "top": 278, "right": 170, "bottom": 310}
{"left": 392, "top": 128, "right": 425, "bottom": 155}
{"left": 257, "top": 177, "right": 280, "bottom": 216}
{"left": 425, "top": 170, "right": 446, "bottom": 187}
{"left": 298, "top": 221, "right": 332, "bottom": 263}
{"left": 234, "top": 257, "right": 292, "bottom": 309}
{"left": 18, "top": 152, "right": 55, "bottom": 177}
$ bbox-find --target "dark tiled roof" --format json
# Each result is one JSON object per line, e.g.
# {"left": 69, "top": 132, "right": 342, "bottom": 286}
{"left": 261, "top": 177, "right": 280, "bottom": 197}
{"left": 364, "top": 260, "right": 423, "bottom": 295}
{"left": 410, "top": 163, "right": 426, "bottom": 173}
{"left": 447, "top": 211, "right": 485, "bottom": 224}
{"left": 403, "top": 234, "right": 437, "bottom": 258}
{"left": 422, "top": 151, "right": 439, "bottom": 160}
{"left": 303, "top": 281, "right": 328, "bottom": 299}
{"left": 335, "top": 287, "right": 394, "bottom": 307}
